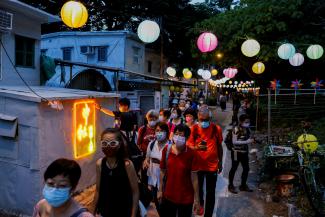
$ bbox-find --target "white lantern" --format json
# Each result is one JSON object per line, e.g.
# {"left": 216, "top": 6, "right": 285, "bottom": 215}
{"left": 166, "top": 67, "right": 176, "bottom": 77}
{"left": 306, "top": 45, "right": 324, "bottom": 60}
{"left": 202, "top": 70, "right": 211, "bottom": 80}
{"left": 137, "top": 20, "right": 160, "bottom": 43}
{"left": 197, "top": 69, "right": 204, "bottom": 76}
{"left": 241, "top": 39, "right": 260, "bottom": 57}
{"left": 289, "top": 53, "right": 304, "bottom": 66}
{"left": 234, "top": 81, "right": 238, "bottom": 85}
{"left": 277, "top": 43, "right": 295, "bottom": 60}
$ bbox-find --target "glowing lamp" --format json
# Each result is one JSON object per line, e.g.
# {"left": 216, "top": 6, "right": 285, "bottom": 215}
{"left": 297, "top": 134, "right": 318, "bottom": 153}
{"left": 252, "top": 62, "right": 265, "bottom": 74}
{"left": 289, "top": 53, "right": 304, "bottom": 66}
{"left": 241, "top": 39, "right": 260, "bottom": 57}
{"left": 197, "top": 32, "right": 218, "bottom": 53}
{"left": 137, "top": 20, "right": 160, "bottom": 43}
{"left": 229, "top": 81, "right": 233, "bottom": 84}
{"left": 183, "top": 68, "right": 192, "bottom": 79}
{"left": 202, "top": 70, "right": 211, "bottom": 80}
{"left": 166, "top": 67, "right": 176, "bottom": 77}
{"left": 169, "top": 86, "right": 175, "bottom": 91}
{"left": 61, "top": 1, "right": 88, "bottom": 28}
{"left": 306, "top": 45, "right": 324, "bottom": 60}
{"left": 278, "top": 43, "right": 295, "bottom": 60}
{"left": 223, "top": 67, "right": 238, "bottom": 78}
{"left": 73, "top": 101, "right": 96, "bottom": 158}
{"left": 211, "top": 69, "right": 218, "bottom": 76}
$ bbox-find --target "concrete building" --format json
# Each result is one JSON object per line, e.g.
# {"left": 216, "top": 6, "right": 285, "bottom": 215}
{"left": 41, "top": 31, "right": 168, "bottom": 121}
{"left": 0, "top": 0, "right": 59, "bottom": 86}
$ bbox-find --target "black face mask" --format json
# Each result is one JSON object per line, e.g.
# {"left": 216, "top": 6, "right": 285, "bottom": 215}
{"left": 102, "top": 147, "right": 119, "bottom": 157}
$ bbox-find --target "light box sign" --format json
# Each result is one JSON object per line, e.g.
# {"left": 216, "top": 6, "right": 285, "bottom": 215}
{"left": 73, "top": 100, "right": 96, "bottom": 158}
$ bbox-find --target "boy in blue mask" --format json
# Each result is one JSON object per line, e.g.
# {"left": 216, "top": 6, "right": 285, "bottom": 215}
{"left": 228, "top": 114, "right": 254, "bottom": 194}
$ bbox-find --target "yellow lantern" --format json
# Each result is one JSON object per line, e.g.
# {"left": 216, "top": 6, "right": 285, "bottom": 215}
{"left": 61, "top": 1, "right": 88, "bottom": 28}
{"left": 297, "top": 134, "right": 318, "bottom": 153}
{"left": 175, "top": 87, "right": 180, "bottom": 92}
{"left": 183, "top": 70, "right": 192, "bottom": 79}
{"left": 211, "top": 69, "right": 218, "bottom": 76}
{"left": 169, "top": 86, "right": 175, "bottom": 91}
{"left": 252, "top": 62, "right": 265, "bottom": 74}
{"left": 229, "top": 80, "right": 233, "bottom": 84}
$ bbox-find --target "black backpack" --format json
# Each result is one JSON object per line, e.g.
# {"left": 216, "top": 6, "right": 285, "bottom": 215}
{"left": 224, "top": 129, "right": 234, "bottom": 151}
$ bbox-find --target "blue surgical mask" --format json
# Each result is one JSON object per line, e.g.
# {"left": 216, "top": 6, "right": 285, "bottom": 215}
{"left": 200, "top": 121, "right": 210, "bottom": 129}
{"left": 42, "top": 184, "right": 71, "bottom": 207}
{"left": 173, "top": 135, "right": 186, "bottom": 148}
{"left": 156, "top": 132, "right": 166, "bottom": 141}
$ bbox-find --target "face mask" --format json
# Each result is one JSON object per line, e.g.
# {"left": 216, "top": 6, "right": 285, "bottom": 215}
{"left": 200, "top": 121, "right": 210, "bottom": 129}
{"left": 102, "top": 146, "right": 119, "bottom": 157}
{"left": 242, "top": 123, "right": 250, "bottom": 128}
{"left": 171, "top": 113, "right": 177, "bottom": 119}
{"left": 186, "top": 116, "right": 193, "bottom": 123}
{"left": 148, "top": 121, "right": 157, "bottom": 127}
{"left": 159, "top": 115, "right": 165, "bottom": 122}
{"left": 156, "top": 132, "right": 166, "bottom": 141}
{"left": 173, "top": 135, "right": 186, "bottom": 148}
{"left": 185, "top": 104, "right": 190, "bottom": 109}
{"left": 179, "top": 107, "right": 185, "bottom": 111}
{"left": 199, "top": 101, "right": 203, "bottom": 104}
{"left": 43, "top": 185, "right": 71, "bottom": 208}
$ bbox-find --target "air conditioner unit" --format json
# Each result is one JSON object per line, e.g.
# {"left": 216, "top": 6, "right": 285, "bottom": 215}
{"left": 80, "top": 46, "right": 94, "bottom": 55}
{"left": 0, "top": 9, "right": 13, "bottom": 32}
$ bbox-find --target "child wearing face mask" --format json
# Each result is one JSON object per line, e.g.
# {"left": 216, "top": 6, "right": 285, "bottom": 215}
{"left": 33, "top": 159, "right": 94, "bottom": 217}
{"left": 228, "top": 114, "right": 254, "bottom": 194}
{"left": 143, "top": 122, "right": 171, "bottom": 209}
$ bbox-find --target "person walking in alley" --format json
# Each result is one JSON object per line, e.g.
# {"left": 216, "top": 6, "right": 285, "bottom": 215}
{"left": 92, "top": 128, "right": 139, "bottom": 217}
{"left": 187, "top": 105, "right": 223, "bottom": 217}
{"left": 158, "top": 124, "right": 200, "bottom": 217}
{"left": 33, "top": 158, "right": 94, "bottom": 217}
{"left": 228, "top": 114, "right": 254, "bottom": 194}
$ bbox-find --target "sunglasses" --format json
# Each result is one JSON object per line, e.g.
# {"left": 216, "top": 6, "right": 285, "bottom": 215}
{"left": 101, "top": 140, "right": 120, "bottom": 148}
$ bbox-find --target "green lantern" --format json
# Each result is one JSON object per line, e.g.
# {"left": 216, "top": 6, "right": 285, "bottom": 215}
{"left": 306, "top": 45, "right": 324, "bottom": 60}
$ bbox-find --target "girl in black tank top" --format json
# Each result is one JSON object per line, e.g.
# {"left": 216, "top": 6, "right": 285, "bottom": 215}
{"left": 97, "top": 157, "right": 133, "bottom": 217}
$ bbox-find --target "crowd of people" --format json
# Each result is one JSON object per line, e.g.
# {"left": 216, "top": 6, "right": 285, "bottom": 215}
{"left": 33, "top": 93, "right": 256, "bottom": 217}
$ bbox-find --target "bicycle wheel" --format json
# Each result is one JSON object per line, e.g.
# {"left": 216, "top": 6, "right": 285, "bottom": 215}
{"left": 300, "top": 167, "right": 325, "bottom": 216}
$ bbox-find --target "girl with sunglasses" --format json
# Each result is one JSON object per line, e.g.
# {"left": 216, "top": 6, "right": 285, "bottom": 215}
{"left": 91, "top": 128, "right": 139, "bottom": 217}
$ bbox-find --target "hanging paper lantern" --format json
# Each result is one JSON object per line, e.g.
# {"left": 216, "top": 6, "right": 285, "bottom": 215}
{"left": 277, "top": 43, "right": 295, "bottom": 60}
{"left": 252, "top": 62, "right": 265, "bottom": 74}
{"left": 197, "top": 32, "right": 218, "bottom": 53}
{"left": 297, "top": 134, "right": 318, "bottom": 153}
{"left": 183, "top": 69, "right": 192, "bottom": 79}
{"left": 137, "top": 20, "right": 160, "bottom": 43}
{"left": 234, "top": 81, "right": 238, "bottom": 85}
{"left": 202, "top": 70, "right": 211, "bottom": 80}
{"left": 241, "top": 39, "right": 260, "bottom": 57}
{"left": 289, "top": 53, "right": 304, "bottom": 66}
{"left": 169, "top": 86, "right": 175, "bottom": 91}
{"left": 175, "top": 87, "right": 180, "bottom": 92}
{"left": 229, "top": 81, "right": 233, "bottom": 84}
{"left": 166, "top": 67, "right": 176, "bottom": 77}
{"left": 306, "top": 45, "right": 324, "bottom": 60}
{"left": 61, "top": 1, "right": 88, "bottom": 28}
{"left": 197, "top": 69, "right": 204, "bottom": 76}
{"left": 223, "top": 67, "right": 238, "bottom": 79}
{"left": 211, "top": 69, "right": 218, "bottom": 76}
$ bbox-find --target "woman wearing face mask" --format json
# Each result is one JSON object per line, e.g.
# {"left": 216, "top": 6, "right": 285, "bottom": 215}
{"left": 92, "top": 128, "right": 139, "bottom": 217}
{"left": 159, "top": 109, "right": 171, "bottom": 124}
{"left": 228, "top": 114, "right": 254, "bottom": 194}
{"left": 143, "top": 122, "right": 170, "bottom": 208}
{"left": 158, "top": 124, "right": 200, "bottom": 217}
{"left": 33, "top": 158, "right": 94, "bottom": 217}
{"left": 183, "top": 108, "right": 197, "bottom": 129}
{"left": 168, "top": 108, "right": 183, "bottom": 139}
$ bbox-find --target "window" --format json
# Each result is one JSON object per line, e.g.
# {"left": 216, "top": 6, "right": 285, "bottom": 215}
{"left": 41, "top": 49, "right": 47, "bottom": 55}
{"left": 147, "top": 61, "right": 152, "bottom": 73}
{"left": 15, "top": 35, "right": 35, "bottom": 67}
{"left": 62, "top": 47, "right": 72, "bottom": 61}
{"left": 132, "top": 46, "right": 140, "bottom": 64}
{"left": 98, "top": 46, "right": 107, "bottom": 61}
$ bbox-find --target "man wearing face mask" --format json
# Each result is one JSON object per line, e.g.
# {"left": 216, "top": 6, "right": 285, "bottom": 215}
{"left": 228, "top": 114, "right": 254, "bottom": 194}
{"left": 187, "top": 105, "right": 223, "bottom": 217}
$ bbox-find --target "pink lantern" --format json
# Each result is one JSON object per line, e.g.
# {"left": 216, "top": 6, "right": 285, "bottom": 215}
{"left": 223, "top": 67, "right": 238, "bottom": 79}
{"left": 197, "top": 32, "right": 218, "bottom": 53}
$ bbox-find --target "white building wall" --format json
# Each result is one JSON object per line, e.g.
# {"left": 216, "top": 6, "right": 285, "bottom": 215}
{"left": 0, "top": 12, "right": 41, "bottom": 86}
